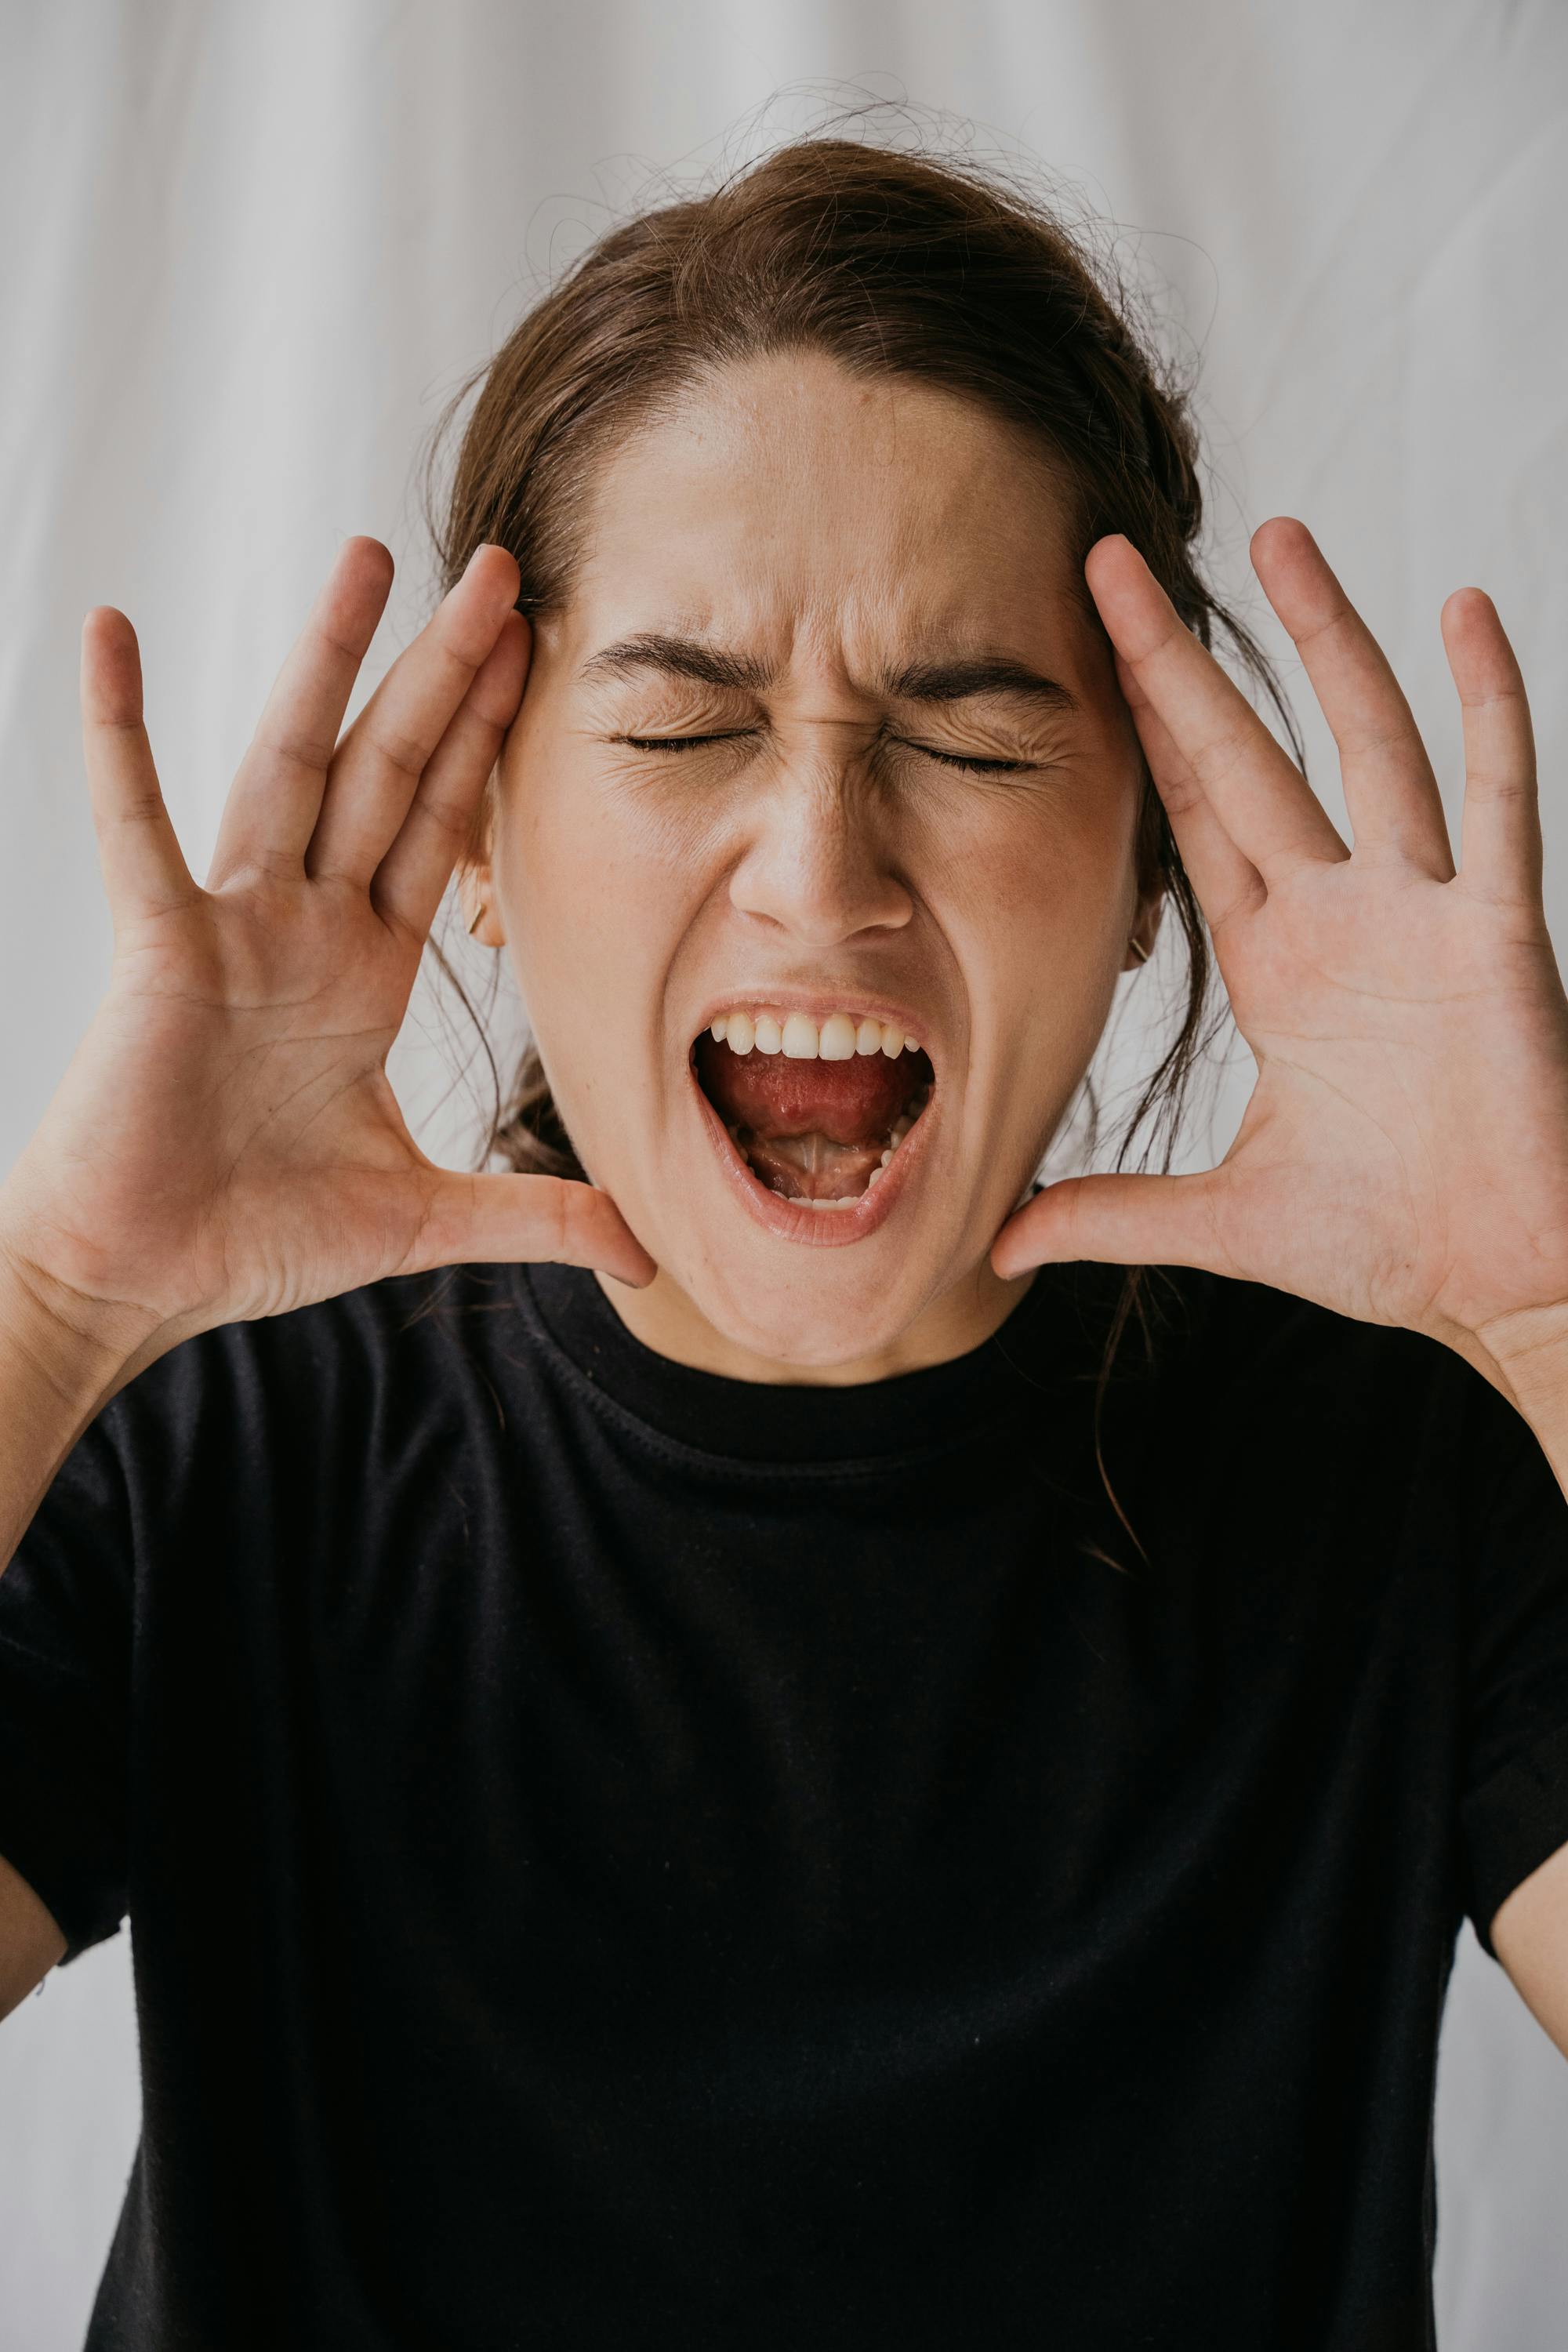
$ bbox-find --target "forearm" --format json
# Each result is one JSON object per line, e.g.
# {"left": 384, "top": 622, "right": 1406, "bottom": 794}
{"left": 0, "top": 1221, "right": 175, "bottom": 1577}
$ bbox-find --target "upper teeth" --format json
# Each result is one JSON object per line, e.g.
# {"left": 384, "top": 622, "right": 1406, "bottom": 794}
{"left": 710, "top": 1010, "right": 922, "bottom": 1061}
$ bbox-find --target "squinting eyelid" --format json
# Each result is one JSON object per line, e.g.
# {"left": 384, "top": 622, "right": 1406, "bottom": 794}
{"left": 608, "top": 731, "right": 1037, "bottom": 779}
{"left": 902, "top": 745, "right": 1036, "bottom": 775}
{"left": 612, "top": 728, "right": 759, "bottom": 748}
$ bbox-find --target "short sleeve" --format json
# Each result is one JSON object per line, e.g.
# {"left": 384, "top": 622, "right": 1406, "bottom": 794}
{"left": 1458, "top": 1377, "right": 1568, "bottom": 1958}
{"left": 0, "top": 1410, "right": 133, "bottom": 1962}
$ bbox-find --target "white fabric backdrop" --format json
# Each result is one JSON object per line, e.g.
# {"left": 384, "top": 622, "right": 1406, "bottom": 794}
{"left": 1, "top": 2, "right": 1565, "bottom": 2343}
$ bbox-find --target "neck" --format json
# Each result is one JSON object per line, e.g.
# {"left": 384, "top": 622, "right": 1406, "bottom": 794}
{"left": 593, "top": 1258, "right": 1036, "bottom": 1386}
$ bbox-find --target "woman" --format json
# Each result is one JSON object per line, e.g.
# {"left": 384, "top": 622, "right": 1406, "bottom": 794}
{"left": 1, "top": 136, "right": 1565, "bottom": 2349}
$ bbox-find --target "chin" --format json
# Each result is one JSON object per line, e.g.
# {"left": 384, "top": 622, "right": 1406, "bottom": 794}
{"left": 670, "top": 1252, "right": 953, "bottom": 1371}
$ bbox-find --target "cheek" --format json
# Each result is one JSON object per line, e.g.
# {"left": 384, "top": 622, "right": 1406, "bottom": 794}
{"left": 918, "top": 785, "right": 1136, "bottom": 1106}
{"left": 917, "top": 775, "right": 1135, "bottom": 952}
{"left": 498, "top": 754, "right": 725, "bottom": 1047}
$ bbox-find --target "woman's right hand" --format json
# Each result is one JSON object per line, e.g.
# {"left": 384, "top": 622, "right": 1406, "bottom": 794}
{"left": 0, "top": 536, "right": 655, "bottom": 1359}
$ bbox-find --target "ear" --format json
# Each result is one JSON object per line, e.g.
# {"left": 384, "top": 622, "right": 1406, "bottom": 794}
{"left": 1121, "top": 749, "right": 1169, "bottom": 971}
{"left": 456, "top": 771, "right": 508, "bottom": 947}
{"left": 1121, "top": 881, "right": 1165, "bottom": 972}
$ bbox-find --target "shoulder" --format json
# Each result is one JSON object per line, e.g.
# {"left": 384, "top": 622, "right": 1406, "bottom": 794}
{"left": 1038, "top": 1258, "right": 1521, "bottom": 1484}
{"left": 95, "top": 1262, "right": 541, "bottom": 1481}
{"left": 1135, "top": 1261, "right": 1457, "bottom": 1399}
{"left": 1125, "top": 1264, "right": 1555, "bottom": 1522}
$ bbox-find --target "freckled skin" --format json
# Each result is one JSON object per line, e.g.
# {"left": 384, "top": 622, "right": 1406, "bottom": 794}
{"left": 469, "top": 350, "right": 1159, "bottom": 1382}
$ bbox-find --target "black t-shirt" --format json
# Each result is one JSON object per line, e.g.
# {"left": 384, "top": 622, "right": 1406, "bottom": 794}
{"left": 3, "top": 1256, "right": 1568, "bottom": 2350}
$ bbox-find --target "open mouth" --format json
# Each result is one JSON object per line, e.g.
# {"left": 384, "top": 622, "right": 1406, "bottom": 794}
{"left": 691, "top": 1007, "right": 935, "bottom": 1210}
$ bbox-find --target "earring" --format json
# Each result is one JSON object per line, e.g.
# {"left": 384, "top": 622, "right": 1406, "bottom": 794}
{"left": 1128, "top": 936, "right": 1149, "bottom": 965}
{"left": 466, "top": 901, "right": 488, "bottom": 938}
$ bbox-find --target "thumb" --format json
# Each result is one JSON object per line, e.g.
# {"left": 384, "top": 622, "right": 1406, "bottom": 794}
{"left": 413, "top": 1171, "right": 657, "bottom": 1287}
{"left": 991, "top": 1168, "right": 1228, "bottom": 1281}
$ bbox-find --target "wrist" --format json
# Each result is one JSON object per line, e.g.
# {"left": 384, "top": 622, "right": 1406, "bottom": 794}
{"left": 0, "top": 1219, "right": 176, "bottom": 1397}
{"left": 1469, "top": 1298, "right": 1568, "bottom": 1403}
{"left": 1461, "top": 1300, "right": 1568, "bottom": 1494}
{"left": 0, "top": 1219, "right": 180, "bottom": 1577}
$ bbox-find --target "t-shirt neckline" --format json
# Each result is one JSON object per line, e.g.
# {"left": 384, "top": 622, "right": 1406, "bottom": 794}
{"left": 517, "top": 1259, "right": 1075, "bottom": 1467}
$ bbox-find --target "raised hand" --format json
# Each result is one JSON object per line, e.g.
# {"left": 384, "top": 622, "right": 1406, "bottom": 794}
{"left": 992, "top": 519, "right": 1568, "bottom": 1391}
{"left": 1, "top": 537, "right": 654, "bottom": 1355}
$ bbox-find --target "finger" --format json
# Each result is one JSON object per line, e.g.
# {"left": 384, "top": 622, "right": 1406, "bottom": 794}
{"left": 371, "top": 613, "right": 530, "bottom": 940}
{"left": 1250, "top": 517, "right": 1454, "bottom": 877}
{"left": 79, "top": 608, "right": 198, "bottom": 920}
{"left": 991, "top": 1168, "right": 1233, "bottom": 1280}
{"left": 410, "top": 1172, "right": 657, "bottom": 1287}
{"left": 1086, "top": 535, "right": 1348, "bottom": 885}
{"left": 1443, "top": 586, "right": 1541, "bottom": 905}
{"left": 306, "top": 544, "right": 521, "bottom": 887}
{"left": 1114, "top": 650, "right": 1264, "bottom": 938}
{"left": 209, "top": 536, "right": 396, "bottom": 885}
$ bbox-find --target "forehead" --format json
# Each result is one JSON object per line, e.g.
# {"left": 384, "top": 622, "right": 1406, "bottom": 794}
{"left": 564, "top": 350, "right": 1091, "bottom": 666}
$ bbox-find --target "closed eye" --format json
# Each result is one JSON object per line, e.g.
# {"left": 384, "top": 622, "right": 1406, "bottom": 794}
{"left": 896, "top": 741, "right": 1036, "bottom": 775}
{"left": 613, "top": 731, "right": 1034, "bottom": 776}
{"left": 615, "top": 731, "right": 757, "bottom": 753}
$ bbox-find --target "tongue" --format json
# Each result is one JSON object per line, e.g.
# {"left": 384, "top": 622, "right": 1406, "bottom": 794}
{"left": 695, "top": 1034, "right": 923, "bottom": 1202}
{"left": 696, "top": 1035, "right": 916, "bottom": 1142}
{"left": 742, "top": 1130, "right": 887, "bottom": 1200}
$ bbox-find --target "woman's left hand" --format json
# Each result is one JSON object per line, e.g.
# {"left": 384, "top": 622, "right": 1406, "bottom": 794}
{"left": 991, "top": 518, "right": 1568, "bottom": 1399}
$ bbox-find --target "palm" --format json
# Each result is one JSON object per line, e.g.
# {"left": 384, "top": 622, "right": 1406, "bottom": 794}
{"left": 4, "top": 538, "right": 652, "bottom": 1345}
{"left": 34, "top": 888, "right": 430, "bottom": 1325}
{"left": 1192, "top": 855, "right": 1568, "bottom": 1340}
{"left": 995, "top": 518, "right": 1567, "bottom": 1374}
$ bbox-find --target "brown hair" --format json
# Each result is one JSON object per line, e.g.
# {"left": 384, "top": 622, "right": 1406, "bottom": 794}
{"left": 421, "top": 129, "right": 1304, "bottom": 1555}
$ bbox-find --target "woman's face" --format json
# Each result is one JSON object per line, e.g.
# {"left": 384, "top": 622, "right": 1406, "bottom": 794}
{"left": 476, "top": 350, "right": 1157, "bottom": 1378}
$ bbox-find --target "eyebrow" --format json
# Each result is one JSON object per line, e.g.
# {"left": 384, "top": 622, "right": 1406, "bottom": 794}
{"left": 578, "top": 633, "right": 1080, "bottom": 712}
{"left": 578, "top": 633, "right": 772, "bottom": 692}
{"left": 883, "top": 654, "right": 1080, "bottom": 713}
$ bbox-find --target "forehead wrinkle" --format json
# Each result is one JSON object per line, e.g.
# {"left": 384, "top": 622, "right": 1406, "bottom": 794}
{"left": 574, "top": 588, "right": 1085, "bottom": 723}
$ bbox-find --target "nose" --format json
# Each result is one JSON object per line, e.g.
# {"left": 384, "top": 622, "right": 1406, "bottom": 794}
{"left": 728, "top": 764, "right": 914, "bottom": 947}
